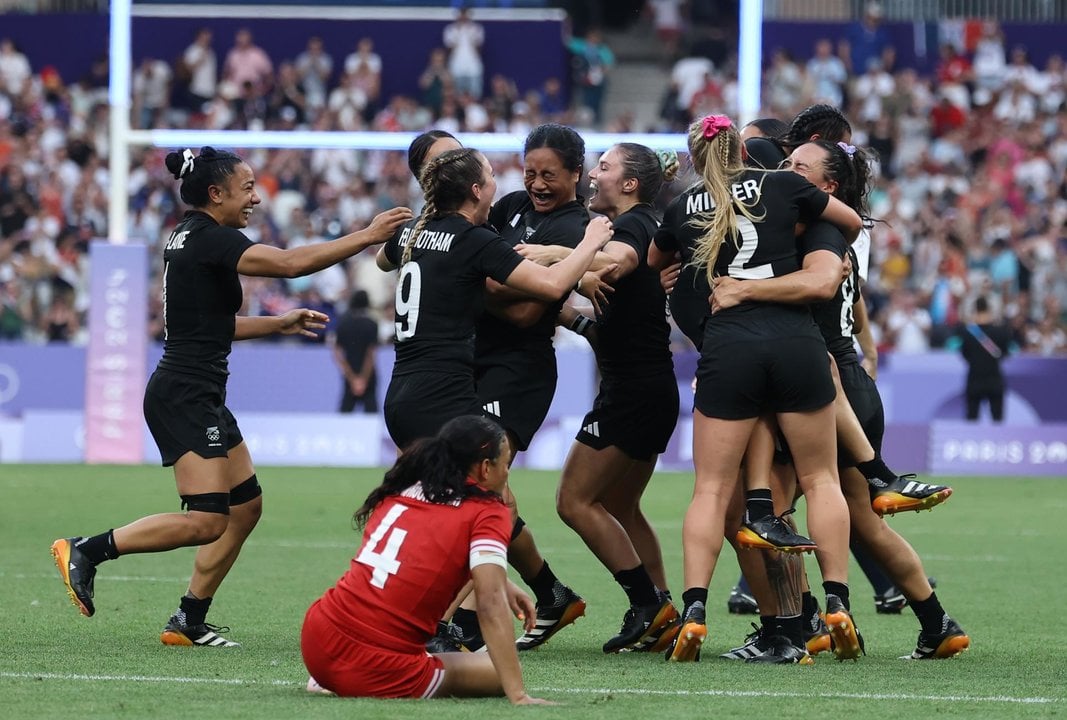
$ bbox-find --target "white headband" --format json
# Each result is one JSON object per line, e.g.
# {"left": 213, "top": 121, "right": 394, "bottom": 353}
{"left": 180, "top": 148, "right": 195, "bottom": 178}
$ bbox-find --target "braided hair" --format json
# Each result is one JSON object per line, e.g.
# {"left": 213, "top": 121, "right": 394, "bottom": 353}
{"left": 353, "top": 415, "right": 507, "bottom": 529}
{"left": 401, "top": 147, "right": 485, "bottom": 267}
{"left": 686, "top": 118, "right": 765, "bottom": 281}
{"left": 778, "top": 104, "right": 852, "bottom": 152}
{"left": 164, "top": 146, "right": 244, "bottom": 207}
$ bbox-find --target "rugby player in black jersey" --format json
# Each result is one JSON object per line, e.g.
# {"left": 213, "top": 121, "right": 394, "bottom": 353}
{"left": 663, "top": 115, "right": 864, "bottom": 664}
{"left": 713, "top": 140, "right": 969, "bottom": 661}
{"left": 52, "top": 146, "right": 412, "bottom": 646}
{"left": 546, "top": 143, "right": 684, "bottom": 654}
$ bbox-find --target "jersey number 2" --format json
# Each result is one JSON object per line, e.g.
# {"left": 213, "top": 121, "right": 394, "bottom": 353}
{"left": 395, "top": 262, "right": 422, "bottom": 341}
{"left": 356, "top": 504, "right": 409, "bottom": 588}
{"left": 727, "top": 216, "right": 773, "bottom": 280}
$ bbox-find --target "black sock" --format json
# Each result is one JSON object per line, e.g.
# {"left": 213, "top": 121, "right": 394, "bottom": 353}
{"left": 613, "top": 565, "right": 659, "bottom": 607}
{"left": 526, "top": 561, "right": 561, "bottom": 607}
{"left": 801, "top": 590, "right": 819, "bottom": 619}
{"left": 681, "top": 587, "right": 708, "bottom": 610}
{"left": 823, "top": 581, "right": 851, "bottom": 610}
{"left": 74, "top": 530, "right": 119, "bottom": 565}
{"left": 775, "top": 614, "right": 804, "bottom": 646}
{"left": 745, "top": 488, "right": 774, "bottom": 520}
{"left": 910, "top": 591, "right": 948, "bottom": 636}
{"left": 178, "top": 594, "right": 212, "bottom": 627}
{"left": 760, "top": 614, "right": 776, "bottom": 632}
{"left": 452, "top": 607, "right": 479, "bottom": 636}
{"left": 856, "top": 456, "right": 895, "bottom": 487}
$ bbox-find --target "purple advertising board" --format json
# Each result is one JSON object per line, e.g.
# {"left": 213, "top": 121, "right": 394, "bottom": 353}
{"left": 929, "top": 421, "right": 1067, "bottom": 477}
{"left": 83, "top": 243, "right": 149, "bottom": 464}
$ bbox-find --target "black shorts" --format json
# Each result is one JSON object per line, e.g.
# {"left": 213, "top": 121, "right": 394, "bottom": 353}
{"left": 143, "top": 369, "right": 243, "bottom": 467}
{"left": 576, "top": 371, "right": 679, "bottom": 462}
{"left": 837, "top": 359, "right": 886, "bottom": 456}
{"left": 384, "top": 372, "right": 483, "bottom": 450}
{"left": 695, "top": 325, "right": 834, "bottom": 420}
{"left": 476, "top": 361, "right": 556, "bottom": 452}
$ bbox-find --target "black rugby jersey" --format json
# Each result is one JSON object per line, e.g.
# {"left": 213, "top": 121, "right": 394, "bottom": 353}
{"left": 383, "top": 214, "right": 524, "bottom": 375}
{"left": 654, "top": 182, "right": 712, "bottom": 350}
{"left": 596, "top": 204, "right": 673, "bottom": 379}
{"left": 476, "top": 190, "right": 589, "bottom": 358}
{"left": 712, "top": 169, "right": 829, "bottom": 283}
{"left": 799, "top": 221, "right": 856, "bottom": 362}
{"left": 157, "top": 210, "right": 254, "bottom": 379}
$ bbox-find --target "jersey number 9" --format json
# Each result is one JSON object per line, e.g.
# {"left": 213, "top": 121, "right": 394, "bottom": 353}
{"left": 395, "top": 262, "right": 423, "bottom": 341}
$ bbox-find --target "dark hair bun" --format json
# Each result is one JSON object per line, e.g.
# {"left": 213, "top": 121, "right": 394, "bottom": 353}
{"left": 164, "top": 151, "right": 185, "bottom": 180}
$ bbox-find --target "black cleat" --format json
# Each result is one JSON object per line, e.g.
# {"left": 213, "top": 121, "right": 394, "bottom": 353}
{"left": 516, "top": 587, "right": 587, "bottom": 651}
{"left": 727, "top": 585, "right": 760, "bottom": 615}
{"left": 426, "top": 621, "right": 464, "bottom": 653}
{"left": 664, "top": 601, "right": 706, "bottom": 662}
{"left": 874, "top": 586, "right": 907, "bottom": 614}
{"left": 746, "top": 634, "right": 814, "bottom": 665}
{"left": 735, "top": 513, "right": 817, "bottom": 553}
{"left": 603, "top": 599, "right": 678, "bottom": 654}
{"left": 902, "top": 616, "right": 970, "bottom": 660}
{"left": 872, "top": 475, "right": 952, "bottom": 516}
{"left": 720, "top": 623, "right": 771, "bottom": 660}
{"left": 825, "top": 594, "right": 865, "bottom": 661}
{"left": 50, "top": 537, "right": 96, "bottom": 618}
{"left": 160, "top": 614, "right": 239, "bottom": 647}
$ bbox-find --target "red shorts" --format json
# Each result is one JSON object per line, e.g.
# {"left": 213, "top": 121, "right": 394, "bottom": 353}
{"left": 301, "top": 600, "right": 445, "bottom": 698}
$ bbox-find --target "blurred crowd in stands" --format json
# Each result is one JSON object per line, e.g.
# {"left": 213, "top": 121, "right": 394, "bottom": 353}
{"left": 0, "top": 0, "right": 1065, "bottom": 356}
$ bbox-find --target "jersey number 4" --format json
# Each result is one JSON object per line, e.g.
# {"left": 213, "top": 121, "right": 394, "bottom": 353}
{"left": 395, "top": 262, "right": 422, "bottom": 341}
{"left": 356, "top": 504, "right": 409, "bottom": 588}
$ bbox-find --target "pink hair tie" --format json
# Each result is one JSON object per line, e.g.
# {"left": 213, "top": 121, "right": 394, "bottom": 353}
{"left": 701, "top": 114, "right": 733, "bottom": 139}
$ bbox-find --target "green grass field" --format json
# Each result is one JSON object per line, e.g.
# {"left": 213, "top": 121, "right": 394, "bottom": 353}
{"left": 1, "top": 465, "right": 1064, "bottom": 719}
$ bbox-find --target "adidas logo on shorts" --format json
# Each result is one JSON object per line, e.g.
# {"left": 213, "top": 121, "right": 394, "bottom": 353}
{"left": 483, "top": 401, "right": 501, "bottom": 417}
{"left": 582, "top": 421, "right": 600, "bottom": 438}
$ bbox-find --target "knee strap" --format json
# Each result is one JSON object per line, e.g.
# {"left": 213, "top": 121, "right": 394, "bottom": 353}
{"left": 181, "top": 492, "right": 230, "bottom": 515}
{"left": 229, "top": 474, "right": 262, "bottom": 506}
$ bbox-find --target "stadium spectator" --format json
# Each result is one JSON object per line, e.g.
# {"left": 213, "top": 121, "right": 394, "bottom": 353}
{"left": 0, "top": 38, "right": 31, "bottom": 97}
{"left": 179, "top": 28, "right": 218, "bottom": 114}
{"left": 131, "top": 57, "right": 173, "bottom": 130}
{"left": 839, "top": 2, "right": 891, "bottom": 76}
{"left": 222, "top": 28, "right": 274, "bottom": 98}
{"left": 331, "top": 288, "right": 379, "bottom": 413}
{"left": 443, "top": 7, "right": 485, "bottom": 99}
{"left": 806, "top": 38, "right": 848, "bottom": 108}
{"left": 49, "top": 146, "right": 412, "bottom": 646}
{"left": 294, "top": 36, "right": 333, "bottom": 118}
{"left": 566, "top": 28, "right": 614, "bottom": 124}
{"left": 300, "top": 415, "right": 550, "bottom": 703}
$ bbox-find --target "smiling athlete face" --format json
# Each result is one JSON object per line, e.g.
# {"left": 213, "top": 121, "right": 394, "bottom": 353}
{"left": 523, "top": 147, "right": 579, "bottom": 214}
{"left": 214, "top": 162, "right": 261, "bottom": 229}
{"left": 587, "top": 145, "right": 629, "bottom": 218}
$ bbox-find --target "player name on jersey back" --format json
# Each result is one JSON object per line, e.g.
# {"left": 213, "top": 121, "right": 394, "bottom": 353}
{"left": 398, "top": 227, "right": 455, "bottom": 253}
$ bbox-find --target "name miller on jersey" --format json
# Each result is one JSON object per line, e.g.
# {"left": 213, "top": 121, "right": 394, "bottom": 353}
{"left": 684, "top": 179, "right": 762, "bottom": 215}
{"left": 399, "top": 227, "right": 456, "bottom": 253}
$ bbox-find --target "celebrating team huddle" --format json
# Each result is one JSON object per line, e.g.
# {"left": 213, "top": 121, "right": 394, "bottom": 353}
{"left": 51, "top": 105, "right": 970, "bottom": 703}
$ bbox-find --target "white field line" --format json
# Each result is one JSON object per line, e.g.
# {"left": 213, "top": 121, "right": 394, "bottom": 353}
{"left": 2, "top": 572, "right": 188, "bottom": 583}
{"left": 0, "top": 672, "right": 1059, "bottom": 705}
